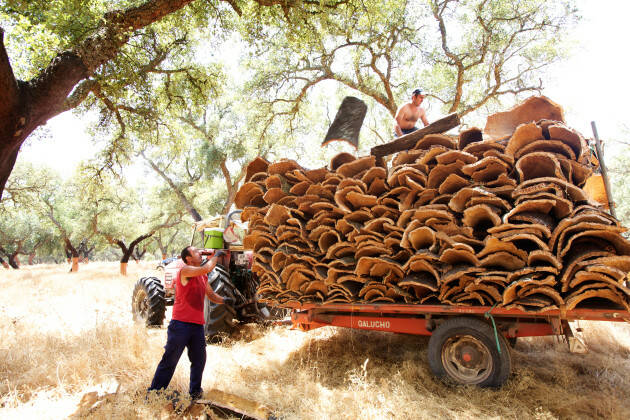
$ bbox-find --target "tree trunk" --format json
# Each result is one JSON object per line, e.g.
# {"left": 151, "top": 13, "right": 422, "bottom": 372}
{"left": 155, "top": 237, "right": 168, "bottom": 260}
{"left": 120, "top": 251, "right": 132, "bottom": 275}
{"left": 370, "top": 113, "right": 461, "bottom": 158}
{"left": 221, "top": 192, "right": 236, "bottom": 215}
{"left": 116, "top": 243, "right": 131, "bottom": 276}
{"left": 6, "top": 254, "right": 19, "bottom": 269}
{"left": 133, "top": 247, "right": 146, "bottom": 263}
{"left": 65, "top": 239, "right": 79, "bottom": 272}
{"left": 112, "top": 233, "right": 152, "bottom": 275}
{"left": 28, "top": 253, "right": 35, "bottom": 265}
{"left": 121, "top": 250, "right": 133, "bottom": 264}
{"left": 219, "top": 158, "right": 246, "bottom": 214}
{"left": 119, "top": 240, "right": 138, "bottom": 275}
{"left": 141, "top": 152, "right": 203, "bottom": 221}
{"left": 65, "top": 244, "right": 72, "bottom": 263}
{"left": 0, "top": 0, "right": 200, "bottom": 199}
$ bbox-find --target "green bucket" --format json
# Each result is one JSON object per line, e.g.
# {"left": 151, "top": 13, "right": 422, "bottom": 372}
{"left": 203, "top": 228, "right": 224, "bottom": 249}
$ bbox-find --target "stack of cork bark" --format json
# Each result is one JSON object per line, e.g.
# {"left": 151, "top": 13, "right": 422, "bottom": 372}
{"left": 235, "top": 97, "right": 630, "bottom": 312}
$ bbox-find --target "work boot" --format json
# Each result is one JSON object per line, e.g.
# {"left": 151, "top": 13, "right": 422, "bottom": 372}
{"left": 190, "top": 388, "right": 204, "bottom": 401}
{"left": 165, "top": 390, "right": 186, "bottom": 413}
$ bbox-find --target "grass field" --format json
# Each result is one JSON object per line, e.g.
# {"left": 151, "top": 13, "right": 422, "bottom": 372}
{"left": 1, "top": 262, "right": 629, "bottom": 419}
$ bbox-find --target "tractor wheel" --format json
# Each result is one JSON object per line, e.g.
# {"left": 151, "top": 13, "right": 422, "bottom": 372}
{"left": 204, "top": 265, "right": 237, "bottom": 342}
{"left": 132, "top": 277, "right": 166, "bottom": 327}
{"left": 428, "top": 317, "right": 511, "bottom": 387}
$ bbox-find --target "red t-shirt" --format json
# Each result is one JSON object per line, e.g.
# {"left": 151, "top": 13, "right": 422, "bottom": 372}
{"left": 171, "top": 261, "right": 207, "bottom": 325}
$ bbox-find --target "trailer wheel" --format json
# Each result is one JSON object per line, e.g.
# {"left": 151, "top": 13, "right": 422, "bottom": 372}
{"left": 428, "top": 317, "right": 511, "bottom": 387}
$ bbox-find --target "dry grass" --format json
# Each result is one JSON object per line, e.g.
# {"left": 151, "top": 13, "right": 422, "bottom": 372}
{"left": 1, "top": 262, "right": 630, "bottom": 419}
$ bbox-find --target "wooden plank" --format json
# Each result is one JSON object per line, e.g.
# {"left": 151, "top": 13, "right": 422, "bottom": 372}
{"left": 370, "top": 113, "right": 460, "bottom": 158}
{"left": 195, "top": 388, "right": 273, "bottom": 420}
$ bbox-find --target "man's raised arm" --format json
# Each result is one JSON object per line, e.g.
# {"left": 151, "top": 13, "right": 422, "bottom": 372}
{"left": 420, "top": 111, "right": 429, "bottom": 127}
{"left": 394, "top": 106, "right": 406, "bottom": 137}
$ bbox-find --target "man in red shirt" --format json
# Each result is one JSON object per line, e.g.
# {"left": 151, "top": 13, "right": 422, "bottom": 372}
{"left": 148, "top": 246, "right": 234, "bottom": 400}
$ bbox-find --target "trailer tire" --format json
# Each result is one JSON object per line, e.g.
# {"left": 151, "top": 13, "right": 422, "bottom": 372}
{"left": 428, "top": 317, "right": 511, "bottom": 387}
{"left": 132, "top": 276, "right": 166, "bottom": 327}
{"left": 204, "top": 265, "right": 237, "bottom": 342}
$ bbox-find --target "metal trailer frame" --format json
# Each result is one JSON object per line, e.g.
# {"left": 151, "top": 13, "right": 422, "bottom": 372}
{"left": 267, "top": 301, "right": 630, "bottom": 387}
{"left": 281, "top": 302, "right": 630, "bottom": 336}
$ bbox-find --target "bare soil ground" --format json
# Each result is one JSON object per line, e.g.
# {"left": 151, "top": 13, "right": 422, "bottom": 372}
{"left": 1, "top": 262, "right": 629, "bottom": 419}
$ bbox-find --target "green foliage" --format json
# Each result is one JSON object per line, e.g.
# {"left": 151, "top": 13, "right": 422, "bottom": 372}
{"left": 239, "top": 0, "right": 579, "bottom": 137}
{"left": 1, "top": 0, "right": 112, "bottom": 78}
{"left": 607, "top": 142, "right": 630, "bottom": 230}
{"left": 0, "top": 162, "right": 74, "bottom": 262}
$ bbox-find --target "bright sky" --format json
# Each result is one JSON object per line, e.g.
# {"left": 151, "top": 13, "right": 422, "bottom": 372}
{"left": 542, "top": 0, "right": 630, "bottom": 142}
{"left": 17, "top": 0, "right": 630, "bottom": 178}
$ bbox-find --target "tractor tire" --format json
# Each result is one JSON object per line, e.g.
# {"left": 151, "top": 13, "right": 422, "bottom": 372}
{"left": 428, "top": 317, "right": 511, "bottom": 388}
{"left": 132, "top": 276, "right": 166, "bottom": 327}
{"left": 204, "top": 265, "right": 237, "bottom": 342}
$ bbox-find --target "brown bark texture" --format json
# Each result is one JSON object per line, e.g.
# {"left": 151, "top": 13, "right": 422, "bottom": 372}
{"left": 0, "top": 0, "right": 197, "bottom": 199}
{"left": 370, "top": 113, "right": 460, "bottom": 158}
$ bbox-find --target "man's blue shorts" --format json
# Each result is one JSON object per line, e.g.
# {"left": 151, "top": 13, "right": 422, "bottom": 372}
{"left": 394, "top": 127, "right": 418, "bottom": 138}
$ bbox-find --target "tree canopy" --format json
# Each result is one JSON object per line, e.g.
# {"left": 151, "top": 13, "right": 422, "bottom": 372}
{"left": 0, "top": 0, "right": 349, "bottom": 198}
{"left": 241, "top": 0, "right": 578, "bottom": 140}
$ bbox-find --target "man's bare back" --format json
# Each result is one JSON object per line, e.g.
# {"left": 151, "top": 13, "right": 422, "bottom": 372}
{"left": 394, "top": 88, "right": 429, "bottom": 137}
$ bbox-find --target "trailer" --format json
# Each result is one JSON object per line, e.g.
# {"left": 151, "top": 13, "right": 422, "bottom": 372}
{"left": 267, "top": 301, "right": 630, "bottom": 387}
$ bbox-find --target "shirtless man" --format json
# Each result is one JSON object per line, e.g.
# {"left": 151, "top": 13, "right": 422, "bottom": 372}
{"left": 393, "top": 88, "right": 429, "bottom": 137}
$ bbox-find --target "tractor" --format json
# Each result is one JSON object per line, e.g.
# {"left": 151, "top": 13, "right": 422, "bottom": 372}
{"left": 131, "top": 97, "right": 367, "bottom": 340}
{"left": 131, "top": 210, "right": 282, "bottom": 341}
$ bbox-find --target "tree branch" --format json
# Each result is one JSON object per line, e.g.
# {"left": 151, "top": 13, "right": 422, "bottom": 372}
{"left": 140, "top": 151, "right": 203, "bottom": 221}
{"left": 0, "top": 28, "right": 20, "bottom": 125}
{"left": 61, "top": 79, "right": 99, "bottom": 112}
